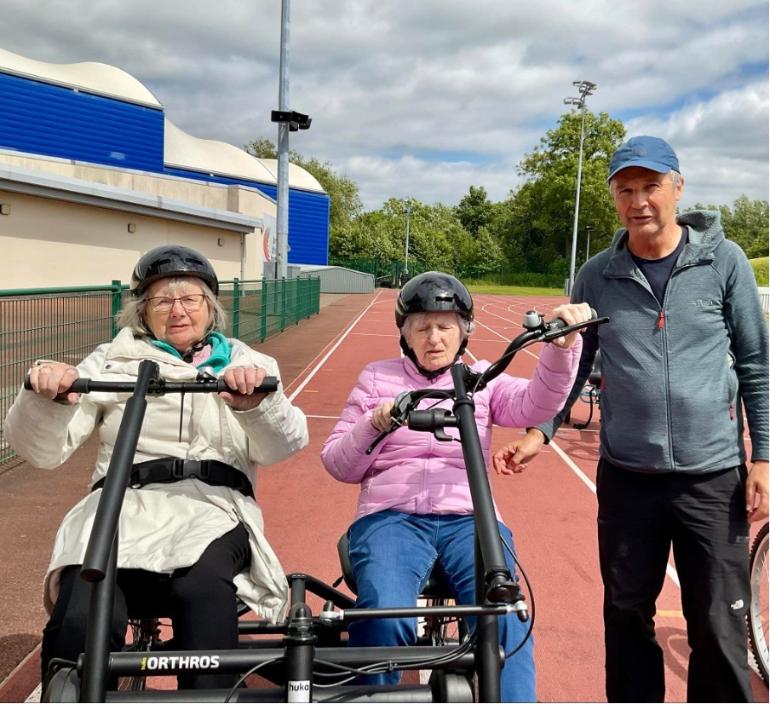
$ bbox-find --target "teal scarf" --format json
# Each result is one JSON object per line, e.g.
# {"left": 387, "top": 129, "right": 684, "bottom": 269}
{"left": 151, "top": 331, "right": 231, "bottom": 373}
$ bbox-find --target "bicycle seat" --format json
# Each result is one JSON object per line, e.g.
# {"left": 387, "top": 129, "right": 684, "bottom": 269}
{"left": 336, "top": 533, "right": 454, "bottom": 599}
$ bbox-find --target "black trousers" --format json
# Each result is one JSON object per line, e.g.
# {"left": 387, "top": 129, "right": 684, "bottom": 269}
{"left": 42, "top": 523, "right": 251, "bottom": 690}
{"left": 597, "top": 460, "right": 752, "bottom": 702}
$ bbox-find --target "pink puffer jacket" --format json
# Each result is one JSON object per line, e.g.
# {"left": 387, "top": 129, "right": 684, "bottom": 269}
{"left": 321, "top": 340, "right": 582, "bottom": 520}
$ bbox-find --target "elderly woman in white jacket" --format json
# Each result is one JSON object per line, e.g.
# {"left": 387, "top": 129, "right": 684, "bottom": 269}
{"left": 3, "top": 244, "right": 308, "bottom": 690}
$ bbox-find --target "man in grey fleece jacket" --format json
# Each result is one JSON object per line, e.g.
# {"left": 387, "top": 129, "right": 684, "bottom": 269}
{"left": 494, "top": 136, "right": 768, "bottom": 702}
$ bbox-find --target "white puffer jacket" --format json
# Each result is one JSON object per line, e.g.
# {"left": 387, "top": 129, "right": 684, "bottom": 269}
{"left": 3, "top": 327, "right": 309, "bottom": 622}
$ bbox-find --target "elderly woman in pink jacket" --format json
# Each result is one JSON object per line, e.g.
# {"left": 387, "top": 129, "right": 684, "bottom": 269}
{"left": 321, "top": 271, "right": 591, "bottom": 701}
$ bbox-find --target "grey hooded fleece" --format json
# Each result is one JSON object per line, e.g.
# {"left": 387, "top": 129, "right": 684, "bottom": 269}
{"left": 539, "top": 210, "right": 768, "bottom": 473}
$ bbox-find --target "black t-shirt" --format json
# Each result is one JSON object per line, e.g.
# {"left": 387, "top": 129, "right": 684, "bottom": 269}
{"left": 630, "top": 227, "right": 688, "bottom": 305}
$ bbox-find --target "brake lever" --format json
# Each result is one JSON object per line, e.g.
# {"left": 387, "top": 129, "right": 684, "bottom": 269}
{"left": 365, "top": 392, "right": 411, "bottom": 455}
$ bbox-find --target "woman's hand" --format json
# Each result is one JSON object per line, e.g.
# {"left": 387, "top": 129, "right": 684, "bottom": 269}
{"left": 27, "top": 362, "right": 80, "bottom": 405}
{"left": 219, "top": 366, "right": 271, "bottom": 411}
{"left": 370, "top": 401, "right": 395, "bottom": 432}
{"left": 549, "top": 302, "right": 593, "bottom": 349}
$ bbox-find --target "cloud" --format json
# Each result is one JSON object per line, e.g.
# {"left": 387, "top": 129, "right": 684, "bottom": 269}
{"left": 625, "top": 81, "right": 769, "bottom": 208}
{"left": 0, "top": 0, "right": 766, "bottom": 211}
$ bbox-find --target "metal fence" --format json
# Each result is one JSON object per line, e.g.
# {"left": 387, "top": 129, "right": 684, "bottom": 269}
{"left": 0, "top": 277, "right": 320, "bottom": 466}
{"left": 329, "top": 258, "right": 432, "bottom": 287}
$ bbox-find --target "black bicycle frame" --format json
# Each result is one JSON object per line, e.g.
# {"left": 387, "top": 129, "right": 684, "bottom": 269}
{"left": 57, "top": 309, "right": 608, "bottom": 702}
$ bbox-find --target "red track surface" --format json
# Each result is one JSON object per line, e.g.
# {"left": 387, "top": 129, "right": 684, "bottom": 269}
{"left": 261, "top": 289, "right": 766, "bottom": 702}
{"left": 1, "top": 290, "right": 766, "bottom": 702}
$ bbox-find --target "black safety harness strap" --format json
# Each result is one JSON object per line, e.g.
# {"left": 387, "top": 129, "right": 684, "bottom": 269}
{"left": 91, "top": 458, "right": 254, "bottom": 499}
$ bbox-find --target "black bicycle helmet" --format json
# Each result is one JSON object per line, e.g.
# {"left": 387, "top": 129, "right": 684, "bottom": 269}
{"left": 395, "top": 271, "right": 474, "bottom": 328}
{"left": 130, "top": 245, "right": 219, "bottom": 296}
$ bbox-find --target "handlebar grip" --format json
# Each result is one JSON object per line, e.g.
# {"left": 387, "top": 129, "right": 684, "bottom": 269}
{"left": 23, "top": 375, "right": 92, "bottom": 395}
{"left": 547, "top": 307, "right": 599, "bottom": 332}
{"left": 216, "top": 376, "right": 279, "bottom": 393}
{"left": 66, "top": 379, "right": 92, "bottom": 393}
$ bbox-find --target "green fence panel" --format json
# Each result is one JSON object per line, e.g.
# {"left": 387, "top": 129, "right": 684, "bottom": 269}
{"left": 0, "top": 276, "right": 319, "bottom": 468}
{"left": 0, "top": 286, "right": 122, "bottom": 465}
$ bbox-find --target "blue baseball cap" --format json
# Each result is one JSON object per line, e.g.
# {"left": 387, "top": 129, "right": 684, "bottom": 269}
{"left": 607, "top": 136, "right": 680, "bottom": 181}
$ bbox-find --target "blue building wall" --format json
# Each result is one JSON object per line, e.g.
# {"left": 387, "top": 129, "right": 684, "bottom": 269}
{"left": 164, "top": 167, "right": 330, "bottom": 265}
{"left": 251, "top": 183, "right": 330, "bottom": 266}
{"left": 0, "top": 70, "right": 329, "bottom": 265}
{"left": 0, "top": 71, "right": 164, "bottom": 172}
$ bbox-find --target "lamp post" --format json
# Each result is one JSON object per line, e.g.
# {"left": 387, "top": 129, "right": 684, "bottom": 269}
{"left": 271, "top": 0, "right": 311, "bottom": 279}
{"left": 404, "top": 202, "right": 411, "bottom": 277}
{"left": 563, "top": 80, "right": 596, "bottom": 296}
{"left": 585, "top": 224, "right": 593, "bottom": 264}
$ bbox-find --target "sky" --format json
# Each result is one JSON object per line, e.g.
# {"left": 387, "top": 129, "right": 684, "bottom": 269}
{"left": 0, "top": 0, "right": 767, "bottom": 212}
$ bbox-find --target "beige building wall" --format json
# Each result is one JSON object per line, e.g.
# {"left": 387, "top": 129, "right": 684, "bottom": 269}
{"left": 0, "top": 152, "right": 276, "bottom": 289}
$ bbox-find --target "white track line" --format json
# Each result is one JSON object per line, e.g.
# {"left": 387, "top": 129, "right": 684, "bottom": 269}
{"left": 287, "top": 291, "right": 384, "bottom": 403}
{"left": 472, "top": 318, "right": 541, "bottom": 361}
{"left": 549, "top": 438, "right": 681, "bottom": 588}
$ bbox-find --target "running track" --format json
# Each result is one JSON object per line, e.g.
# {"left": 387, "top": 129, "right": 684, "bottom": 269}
{"left": 2, "top": 290, "right": 765, "bottom": 702}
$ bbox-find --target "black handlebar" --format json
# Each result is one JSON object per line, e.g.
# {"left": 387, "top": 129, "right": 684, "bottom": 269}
{"left": 23, "top": 374, "right": 279, "bottom": 395}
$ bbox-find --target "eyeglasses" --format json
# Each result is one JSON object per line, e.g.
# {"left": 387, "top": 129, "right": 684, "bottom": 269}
{"left": 146, "top": 294, "right": 207, "bottom": 313}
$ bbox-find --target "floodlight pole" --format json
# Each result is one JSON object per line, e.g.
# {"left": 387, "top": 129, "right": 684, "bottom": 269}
{"left": 564, "top": 80, "right": 596, "bottom": 296}
{"left": 275, "top": 0, "right": 291, "bottom": 280}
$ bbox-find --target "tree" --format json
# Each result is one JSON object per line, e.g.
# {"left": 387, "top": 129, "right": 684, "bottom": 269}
{"left": 454, "top": 225, "right": 505, "bottom": 278}
{"left": 336, "top": 210, "right": 401, "bottom": 261}
{"left": 504, "top": 111, "right": 626, "bottom": 273}
{"left": 721, "top": 196, "right": 769, "bottom": 258}
{"left": 456, "top": 186, "right": 493, "bottom": 236}
{"left": 245, "top": 138, "right": 278, "bottom": 159}
{"left": 381, "top": 199, "right": 458, "bottom": 272}
{"left": 687, "top": 196, "right": 769, "bottom": 259}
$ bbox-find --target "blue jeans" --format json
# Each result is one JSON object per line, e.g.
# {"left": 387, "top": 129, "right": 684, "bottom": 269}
{"left": 348, "top": 511, "right": 536, "bottom": 702}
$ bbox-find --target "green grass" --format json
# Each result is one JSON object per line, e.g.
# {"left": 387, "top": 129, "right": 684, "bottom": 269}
{"left": 466, "top": 284, "right": 564, "bottom": 297}
{"left": 750, "top": 257, "right": 768, "bottom": 286}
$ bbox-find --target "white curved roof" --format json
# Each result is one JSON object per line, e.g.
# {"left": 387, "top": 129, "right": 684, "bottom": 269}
{"left": 0, "top": 47, "right": 161, "bottom": 107}
{"left": 257, "top": 158, "right": 325, "bottom": 193}
{"left": 164, "top": 119, "right": 277, "bottom": 183}
{"left": 165, "top": 120, "right": 325, "bottom": 193}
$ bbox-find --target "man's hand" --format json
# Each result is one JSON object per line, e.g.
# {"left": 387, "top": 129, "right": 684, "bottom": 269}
{"left": 746, "top": 460, "right": 768, "bottom": 522}
{"left": 219, "top": 366, "right": 270, "bottom": 411}
{"left": 492, "top": 428, "right": 546, "bottom": 475}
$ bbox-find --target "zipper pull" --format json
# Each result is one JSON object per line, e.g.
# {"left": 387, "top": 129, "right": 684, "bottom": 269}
{"left": 657, "top": 310, "right": 665, "bottom": 329}
{"left": 729, "top": 403, "right": 736, "bottom": 421}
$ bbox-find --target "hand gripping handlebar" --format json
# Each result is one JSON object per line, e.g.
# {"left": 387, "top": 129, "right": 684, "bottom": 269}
{"left": 24, "top": 374, "right": 279, "bottom": 395}
{"left": 365, "top": 309, "right": 609, "bottom": 454}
